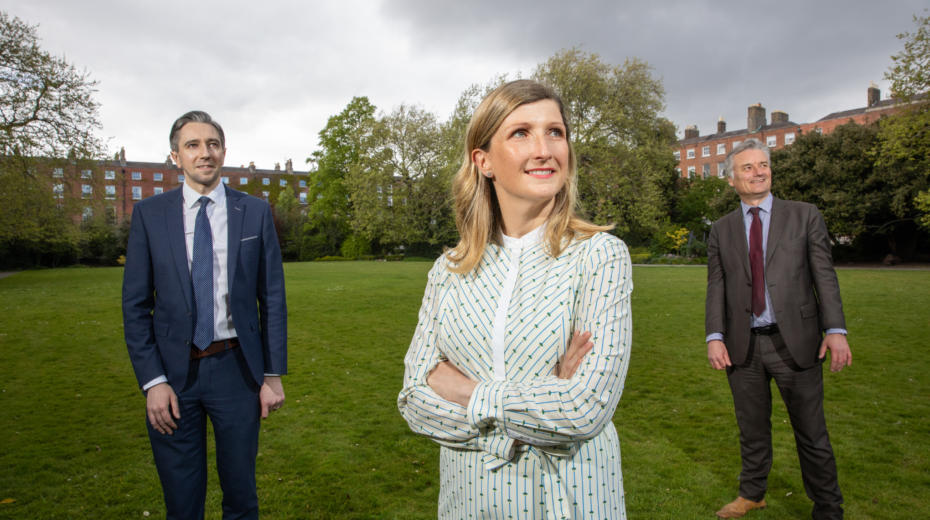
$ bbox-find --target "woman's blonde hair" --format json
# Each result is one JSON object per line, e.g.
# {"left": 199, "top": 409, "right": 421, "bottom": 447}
{"left": 447, "top": 79, "right": 611, "bottom": 274}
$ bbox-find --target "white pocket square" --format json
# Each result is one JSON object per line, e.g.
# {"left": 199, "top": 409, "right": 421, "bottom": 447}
{"left": 241, "top": 235, "right": 258, "bottom": 242}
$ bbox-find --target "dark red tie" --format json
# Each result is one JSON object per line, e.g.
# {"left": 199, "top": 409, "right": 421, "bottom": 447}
{"left": 749, "top": 207, "right": 765, "bottom": 316}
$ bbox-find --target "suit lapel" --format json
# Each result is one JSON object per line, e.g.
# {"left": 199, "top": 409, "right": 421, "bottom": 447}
{"left": 727, "top": 207, "right": 751, "bottom": 281}
{"left": 765, "top": 197, "right": 785, "bottom": 266}
{"left": 226, "top": 185, "right": 245, "bottom": 294}
{"left": 165, "top": 189, "right": 193, "bottom": 313}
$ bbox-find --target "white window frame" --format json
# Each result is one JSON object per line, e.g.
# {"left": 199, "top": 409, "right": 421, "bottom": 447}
{"left": 686, "top": 148, "right": 695, "bottom": 159}
{"left": 717, "top": 143, "right": 726, "bottom": 155}
{"left": 702, "top": 145, "right": 710, "bottom": 157}
{"left": 105, "top": 185, "right": 116, "bottom": 199}
{"left": 105, "top": 170, "right": 115, "bottom": 180}
{"left": 132, "top": 186, "right": 142, "bottom": 200}
{"left": 766, "top": 135, "right": 777, "bottom": 148}
{"left": 785, "top": 132, "right": 795, "bottom": 145}
{"left": 131, "top": 171, "right": 142, "bottom": 181}
{"left": 687, "top": 165, "right": 696, "bottom": 178}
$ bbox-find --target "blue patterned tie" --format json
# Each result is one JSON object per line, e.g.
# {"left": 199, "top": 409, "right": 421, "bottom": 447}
{"left": 192, "top": 196, "right": 214, "bottom": 350}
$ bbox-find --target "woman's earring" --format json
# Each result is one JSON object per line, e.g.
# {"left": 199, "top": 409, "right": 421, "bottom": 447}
{"left": 483, "top": 171, "right": 493, "bottom": 178}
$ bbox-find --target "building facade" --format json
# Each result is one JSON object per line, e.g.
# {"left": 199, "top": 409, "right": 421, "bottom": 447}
{"left": 674, "top": 85, "right": 908, "bottom": 179}
{"left": 47, "top": 150, "right": 310, "bottom": 223}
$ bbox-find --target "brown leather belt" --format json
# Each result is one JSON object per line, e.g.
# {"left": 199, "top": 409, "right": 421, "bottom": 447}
{"left": 191, "top": 337, "right": 240, "bottom": 360}
{"left": 750, "top": 324, "right": 780, "bottom": 336}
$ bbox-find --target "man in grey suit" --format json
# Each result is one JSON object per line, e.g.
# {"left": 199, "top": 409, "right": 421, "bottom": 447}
{"left": 705, "top": 138, "right": 851, "bottom": 519}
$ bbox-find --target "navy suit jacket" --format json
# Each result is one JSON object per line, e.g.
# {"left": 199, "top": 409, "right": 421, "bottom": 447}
{"left": 123, "top": 185, "right": 287, "bottom": 391}
{"left": 705, "top": 197, "right": 846, "bottom": 368}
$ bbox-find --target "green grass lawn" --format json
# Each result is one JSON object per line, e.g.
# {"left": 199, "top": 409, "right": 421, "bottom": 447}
{"left": 0, "top": 263, "right": 927, "bottom": 519}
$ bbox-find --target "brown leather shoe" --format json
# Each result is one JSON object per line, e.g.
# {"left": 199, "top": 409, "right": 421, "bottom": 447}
{"left": 716, "top": 497, "right": 767, "bottom": 518}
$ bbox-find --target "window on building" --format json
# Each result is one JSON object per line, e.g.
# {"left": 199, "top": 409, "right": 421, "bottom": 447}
{"left": 766, "top": 136, "right": 777, "bottom": 148}
{"left": 814, "top": 127, "right": 823, "bottom": 134}
{"left": 222, "top": 177, "right": 230, "bottom": 184}
{"left": 82, "top": 184, "right": 92, "bottom": 198}
{"left": 105, "top": 170, "right": 115, "bottom": 180}
{"left": 299, "top": 192, "right": 307, "bottom": 204}
{"left": 132, "top": 186, "right": 142, "bottom": 200}
{"left": 132, "top": 171, "right": 142, "bottom": 181}
{"left": 785, "top": 132, "right": 795, "bottom": 145}
{"left": 82, "top": 207, "right": 93, "bottom": 221}
{"left": 675, "top": 167, "right": 682, "bottom": 177}
{"left": 53, "top": 167, "right": 64, "bottom": 178}
{"left": 717, "top": 143, "right": 726, "bottom": 155}
{"left": 154, "top": 187, "right": 163, "bottom": 195}
{"left": 298, "top": 180, "right": 307, "bottom": 188}
{"left": 687, "top": 165, "right": 696, "bottom": 178}
{"left": 81, "top": 169, "right": 93, "bottom": 179}
{"left": 236, "top": 177, "right": 245, "bottom": 185}
{"left": 262, "top": 178, "right": 270, "bottom": 185}
{"left": 280, "top": 179, "right": 287, "bottom": 187}
{"left": 732, "top": 140, "right": 741, "bottom": 148}
{"left": 153, "top": 172, "right": 163, "bottom": 182}
{"left": 717, "top": 162, "right": 726, "bottom": 177}
{"left": 387, "top": 195, "right": 393, "bottom": 207}
{"left": 686, "top": 148, "right": 695, "bottom": 159}
{"left": 673, "top": 151, "right": 681, "bottom": 161}
{"left": 262, "top": 191, "right": 269, "bottom": 200}
{"left": 53, "top": 184, "right": 64, "bottom": 198}
{"left": 702, "top": 145, "right": 710, "bottom": 157}
{"left": 702, "top": 163, "right": 711, "bottom": 178}
{"left": 105, "top": 185, "right": 116, "bottom": 199}
{"left": 177, "top": 174, "right": 185, "bottom": 184}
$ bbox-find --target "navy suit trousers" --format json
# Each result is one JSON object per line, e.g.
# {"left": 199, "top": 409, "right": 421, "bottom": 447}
{"left": 147, "top": 348, "right": 261, "bottom": 520}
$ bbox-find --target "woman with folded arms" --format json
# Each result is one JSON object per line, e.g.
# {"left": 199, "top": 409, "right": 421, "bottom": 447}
{"left": 398, "top": 79, "right": 633, "bottom": 519}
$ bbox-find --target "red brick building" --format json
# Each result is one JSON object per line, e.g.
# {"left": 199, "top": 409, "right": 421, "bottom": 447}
{"left": 674, "top": 85, "right": 908, "bottom": 179}
{"left": 48, "top": 149, "right": 310, "bottom": 223}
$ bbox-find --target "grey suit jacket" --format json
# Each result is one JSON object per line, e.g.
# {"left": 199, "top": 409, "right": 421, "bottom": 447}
{"left": 705, "top": 197, "right": 846, "bottom": 368}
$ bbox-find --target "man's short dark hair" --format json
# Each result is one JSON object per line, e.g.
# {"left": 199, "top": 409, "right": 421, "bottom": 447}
{"left": 169, "top": 111, "right": 226, "bottom": 152}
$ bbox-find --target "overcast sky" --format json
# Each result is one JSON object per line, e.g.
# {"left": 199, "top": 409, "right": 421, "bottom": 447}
{"left": 2, "top": 0, "right": 925, "bottom": 170}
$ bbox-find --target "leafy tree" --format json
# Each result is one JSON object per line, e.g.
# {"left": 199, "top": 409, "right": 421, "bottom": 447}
{"left": 272, "top": 185, "right": 305, "bottom": 261}
{"left": 885, "top": 12, "right": 930, "bottom": 100}
{"left": 0, "top": 11, "right": 104, "bottom": 267}
{"left": 304, "top": 97, "right": 376, "bottom": 258}
{"left": 670, "top": 176, "right": 737, "bottom": 240}
{"left": 347, "top": 104, "right": 454, "bottom": 254}
{"left": 533, "top": 48, "right": 679, "bottom": 243}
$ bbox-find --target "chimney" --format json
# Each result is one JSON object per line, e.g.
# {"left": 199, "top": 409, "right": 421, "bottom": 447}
{"left": 771, "top": 110, "right": 789, "bottom": 125}
{"left": 285, "top": 159, "right": 293, "bottom": 174}
{"left": 119, "top": 147, "right": 126, "bottom": 167}
{"left": 717, "top": 116, "right": 726, "bottom": 134}
{"left": 248, "top": 161, "right": 256, "bottom": 173}
{"left": 868, "top": 82, "right": 880, "bottom": 107}
{"left": 747, "top": 104, "right": 766, "bottom": 132}
{"left": 684, "top": 125, "right": 699, "bottom": 139}
{"left": 274, "top": 162, "right": 281, "bottom": 171}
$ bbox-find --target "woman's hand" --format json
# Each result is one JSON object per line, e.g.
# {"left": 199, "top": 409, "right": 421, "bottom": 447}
{"left": 557, "top": 331, "right": 594, "bottom": 379}
{"left": 428, "top": 361, "right": 478, "bottom": 407}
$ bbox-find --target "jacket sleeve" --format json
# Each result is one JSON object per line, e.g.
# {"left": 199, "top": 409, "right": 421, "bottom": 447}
{"left": 464, "top": 236, "right": 633, "bottom": 446}
{"left": 705, "top": 221, "right": 726, "bottom": 338}
{"left": 805, "top": 205, "right": 846, "bottom": 330}
{"left": 257, "top": 201, "right": 287, "bottom": 375}
{"left": 122, "top": 205, "right": 164, "bottom": 388}
{"left": 397, "top": 258, "right": 516, "bottom": 461}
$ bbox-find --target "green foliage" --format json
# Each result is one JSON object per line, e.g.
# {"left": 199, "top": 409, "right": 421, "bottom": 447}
{"left": 272, "top": 185, "right": 305, "bottom": 261}
{"left": 339, "top": 233, "right": 371, "bottom": 259}
{"left": 917, "top": 191, "right": 930, "bottom": 231}
{"left": 1, "top": 265, "right": 928, "bottom": 518}
{"left": 346, "top": 104, "right": 455, "bottom": 253}
{"left": 534, "top": 48, "right": 679, "bottom": 242}
{"left": 885, "top": 11, "right": 930, "bottom": 100}
{"left": 671, "top": 176, "right": 737, "bottom": 239}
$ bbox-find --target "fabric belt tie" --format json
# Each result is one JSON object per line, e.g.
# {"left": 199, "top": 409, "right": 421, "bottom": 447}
{"left": 191, "top": 337, "right": 239, "bottom": 360}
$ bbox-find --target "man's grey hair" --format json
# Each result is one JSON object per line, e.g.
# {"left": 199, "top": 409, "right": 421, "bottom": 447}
{"left": 169, "top": 110, "right": 226, "bottom": 152}
{"left": 722, "top": 138, "right": 770, "bottom": 178}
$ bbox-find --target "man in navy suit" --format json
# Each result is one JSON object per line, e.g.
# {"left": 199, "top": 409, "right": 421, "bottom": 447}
{"left": 123, "top": 111, "right": 287, "bottom": 519}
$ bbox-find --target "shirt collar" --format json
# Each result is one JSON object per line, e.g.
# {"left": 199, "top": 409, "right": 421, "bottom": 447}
{"left": 182, "top": 182, "right": 225, "bottom": 210}
{"left": 740, "top": 193, "right": 773, "bottom": 216}
{"left": 502, "top": 222, "right": 546, "bottom": 249}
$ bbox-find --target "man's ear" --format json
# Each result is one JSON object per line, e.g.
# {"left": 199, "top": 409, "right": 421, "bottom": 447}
{"left": 170, "top": 150, "right": 180, "bottom": 168}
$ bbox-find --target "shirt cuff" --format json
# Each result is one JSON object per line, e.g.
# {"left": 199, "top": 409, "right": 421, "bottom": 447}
{"left": 467, "top": 380, "right": 505, "bottom": 430}
{"left": 142, "top": 375, "right": 168, "bottom": 391}
{"left": 824, "top": 328, "right": 847, "bottom": 336}
{"left": 263, "top": 373, "right": 281, "bottom": 377}
{"left": 706, "top": 332, "right": 724, "bottom": 343}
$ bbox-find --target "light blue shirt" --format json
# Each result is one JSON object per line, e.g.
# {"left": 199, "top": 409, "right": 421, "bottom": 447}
{"left": 706, "top": 194, "right": 845, "bottom": 343}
